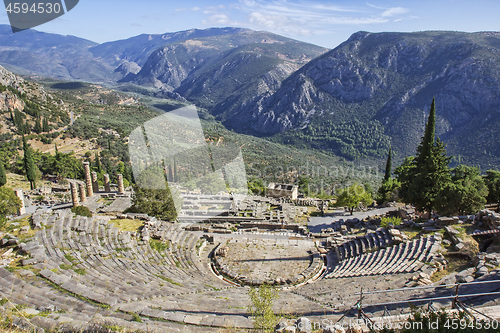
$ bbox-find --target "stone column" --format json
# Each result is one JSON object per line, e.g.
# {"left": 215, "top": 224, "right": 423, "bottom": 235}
{"left": 70, "top": 182, "right": 80, "bottom": 207}
{"left": 117, "top": 174, "right": 125, "bottom": 194}
{"left": 79, "top": 182, "right": 87, "bottom": 202}
{"left": 83, "top": 162, "right": 93, "bottom": 197}
{"left": 14, "top": 188, "right": 26, "bottom": 215}
{"left": 104, "top": 174, "right": 111, "bottom": 193}
{"left": 91, "top": 172, "right": 99, "bottom": 193}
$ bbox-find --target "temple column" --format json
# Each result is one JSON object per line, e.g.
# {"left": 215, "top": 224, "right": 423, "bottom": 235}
{"left": 104, "top": 174, "right": 111, "bottom": 193}
{"left": 83, "top": 162, "right": 93, "bottom": 197}
{"left": 117, "top": 174, "right": 125, "bottom": 194}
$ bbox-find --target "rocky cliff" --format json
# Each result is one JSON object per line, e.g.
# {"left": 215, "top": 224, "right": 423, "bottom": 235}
{"left": 222, "top": 31, "right": 500, "bottom": 165}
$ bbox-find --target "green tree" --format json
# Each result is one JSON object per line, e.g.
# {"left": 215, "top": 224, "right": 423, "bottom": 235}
{"left": 22, "top": 135, "right": 37, "bottom": 190}
{"left": 376, "top": 177, "right": 401, "bottom": 205}
{"left": 484, "top": 169, "right": 500, "bottom": 204}
{"left": 410, "top": 138, "right": 451, "bottom": 213}
{"left": 376, "top": 149, "right": 400, "bottom": 205}
{"left": 298, "top": 175, "right": 310, "bottom": 196}
{"left": 126, "top": 165, "right": 180, "bottom": 221}
{"left": 33, "top": 118, "right": 42, "bottom": 134}
{"left": 42, "top": 117, "right": 50, "bottom": 132}
{"left": 0, "top": 187, "right": 22, "bottom": 227}
{"left": 384, "top": 148, "right": 392, "bottom": 182}
{"left": 248, "top": 177, "right": 267, "bottom": 196}
{"left": 195, "top": 172, "right": 226, "bottom": 195}
{"left": 336, "top": 183, "right": 373, "bottom": 215}
{"left": 173, "top": 158, "right": 178, "bottom": 182}
{"left": 167, "top": 164, "right": 173, "bottom": 182}
{"left": 247, "top": 284, "right": 279, "bottom": 333}
{"left": 397, "top": 99, "right": 451, "bottom": 214}
{"left": 435, "top": 165, "right": 488, "bottom": 215}
{"left": 394, "top": 156, "right": 415, "bottom": 204}
{"left": 0, "top": 162, "right": 6, "bottom": 187}
{"left": 94, "top": 152, "right": 102, "bottom": 173}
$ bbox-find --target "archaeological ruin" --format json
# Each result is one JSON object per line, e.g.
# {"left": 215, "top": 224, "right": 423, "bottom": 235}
{"left": 1, "top": 162, "right": 500, "bottom": 332}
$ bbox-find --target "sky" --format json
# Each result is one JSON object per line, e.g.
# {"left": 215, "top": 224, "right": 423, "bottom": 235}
{"left": 1, "top": 0, "right": 500, "bottom": 48}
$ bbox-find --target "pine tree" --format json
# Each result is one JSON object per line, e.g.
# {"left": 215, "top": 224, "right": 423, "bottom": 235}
{"left": 22, "top": 135, "right": 37, "bottom": 190}
{"left": 0, "top": 162, "right": 6, "bottom": 187}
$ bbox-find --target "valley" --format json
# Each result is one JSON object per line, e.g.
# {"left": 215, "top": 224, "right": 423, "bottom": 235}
{"left": 1, "top": 24, "right": 500, "bottom": 333}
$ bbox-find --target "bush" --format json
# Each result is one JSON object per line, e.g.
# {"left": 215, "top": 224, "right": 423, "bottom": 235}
{"left": 247, "top": 284, "right": 279, "bottom": 333}
{"left": 71, "top": 205, "right": 92, "bottom": 217}
{"left": 380, "top": 216, "right": 402, "bottom": 228}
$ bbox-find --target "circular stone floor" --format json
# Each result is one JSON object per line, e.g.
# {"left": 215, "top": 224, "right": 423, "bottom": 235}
{"left": 222, "top": 238, "right": 316, "bottom": 282}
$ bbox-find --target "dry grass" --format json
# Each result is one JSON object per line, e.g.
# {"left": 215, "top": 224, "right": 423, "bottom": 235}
{"left": 5, "top": 173, "right": 55, "bottom": 191}
{"left": 431, "top": 254, "right": 471, "bottom": 283}
{"left": 109, "top": 219, "right": 143, "bottom": 232}
{"left": 28, "top": 135, "right": 100, "bottom": 160}
{"left": 3, "top": 217, "right": 36, "bottom": 242}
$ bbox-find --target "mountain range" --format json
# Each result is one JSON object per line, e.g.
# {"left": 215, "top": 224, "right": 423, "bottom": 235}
{"left": 1, "top": 25, "right": 500, "bottom": 169}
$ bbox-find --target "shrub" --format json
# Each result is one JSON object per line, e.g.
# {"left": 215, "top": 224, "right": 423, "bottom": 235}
{"left": 71, "top": 205, "right": 92, "bottom": 217}
{"left": 380, "top": 216, "right": 402, "bottom": 228}
{"left": 247, "top": 284, "right": 279, "bottom": 333}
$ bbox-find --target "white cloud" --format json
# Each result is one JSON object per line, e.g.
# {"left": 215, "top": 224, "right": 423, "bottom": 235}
{"left": 240, "top": 0, "right": 256, "bottom": 7}
{"left": 191, "top": 7, "right": 200, "bottom": 11}
{"left": 249, "top": 12, "right": 312, "bottom": 34}
{"left": 198, "top": 1, "right": 408, "bottom": 38}
{"left": 202, "top": 13, "right": 237, "bottom": 25}
{"left": 326, "top": 16, "right": 389, "bottom": 25}
{"left": 381, "top": 7, "right": 409, "bottom": 17}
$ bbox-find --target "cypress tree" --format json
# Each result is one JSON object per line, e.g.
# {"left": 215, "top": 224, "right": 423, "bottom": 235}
{"left": 173, "top": 158, "right": 178, "bottom": 183}
{"left": 42, "top": 117, "right": 50, "bottom": 132}
{"left": 22, "top": 135, "right": 37, "bottom": 190}
{"left": 400, "top": 98, "right": 451, "bottom": 214}
{"left": 384, "top": 148, "right": 392, "bottom": 182}
{"left": 14, "top": 109, "right": 22, "bottom": 127}
{"left": 23, "top": 122, "right": 31, "bottom": 135}
{"left": 376, "top": 148, "right": 399, "bottom": 205}
{"left": 34, "top": 118, "right": 42, "bottom": 134}
{"left": 0, "top": 162, "right": 6, "bottom": 187}
{"left": 416, "top": 97, "right": 436, "bottom": 166}
{"left": 95, "top": 152, "right": 101, "bottom": 173}
{"left": 168, "top": 164, "right": 173, "bottom": 182}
